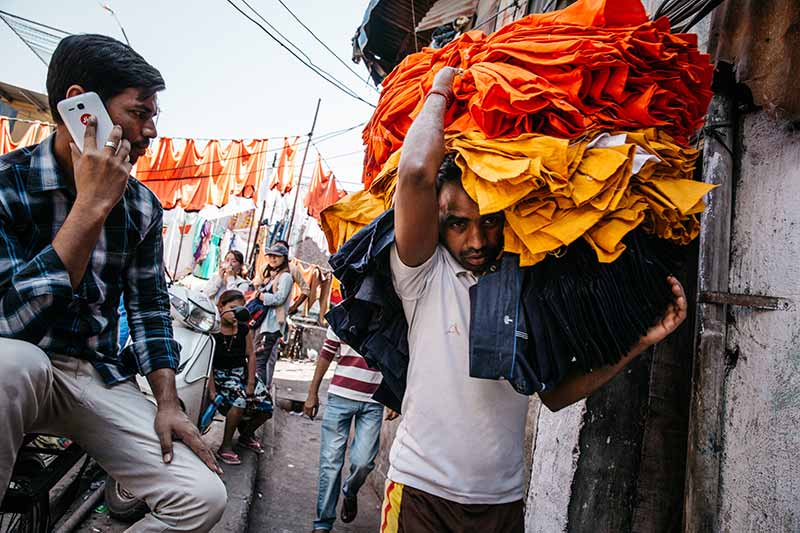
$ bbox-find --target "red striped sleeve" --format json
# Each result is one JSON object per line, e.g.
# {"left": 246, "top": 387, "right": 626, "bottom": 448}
{"left": 337, "top": 355, "right": 372, "bottom": 370}
{"left": 319, "top": 338, "right": 340, "bottom": 362}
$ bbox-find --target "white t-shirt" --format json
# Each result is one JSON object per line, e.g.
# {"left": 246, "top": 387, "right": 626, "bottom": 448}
{"left": 388, "top": 244, "right": 530, "bottom": 504}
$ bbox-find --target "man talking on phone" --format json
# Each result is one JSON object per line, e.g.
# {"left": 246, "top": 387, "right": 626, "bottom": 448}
{"left": 0, "top": 35, "right": 226, "bottom": 531}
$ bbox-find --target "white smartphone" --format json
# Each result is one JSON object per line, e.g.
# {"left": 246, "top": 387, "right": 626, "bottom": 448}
{"left": 56, "top": 91, "right": 115, "bottom": 152}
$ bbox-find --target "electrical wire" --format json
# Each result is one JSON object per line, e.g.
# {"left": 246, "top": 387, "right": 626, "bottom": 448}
{"left": 160, "top": 120, "right": 364, "bottom": 145}
{"left": 275, "top": 0, "right": 377, "bottom": 91}
{"left": 0, "top": 115, "right": 56, "bottom": 126}
{"left": 225, "top": 0, "right": 376, "bottom": 108}
{"left": 0, "top": 10, "right": 70, "bottom": 65}
{"left": 313, "top": 121, "right": 366, "bottom": 144}
{"left": 228, "top": 0, "right": 363, "bottom": 102}
{"left": 239, "top": 0, "right": 375, "bottom": 107}
{"left": 0, "top": 10, "right": 70, "bottom": 36}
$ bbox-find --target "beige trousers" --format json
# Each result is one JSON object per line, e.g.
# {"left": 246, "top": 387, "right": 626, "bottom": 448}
{"left": 0, "top": 338, "right": 226, "bottom": 532}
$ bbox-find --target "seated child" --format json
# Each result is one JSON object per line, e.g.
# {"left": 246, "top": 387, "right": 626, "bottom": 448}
{"left": 209, "top": 289, "right": 273, "bottom": 465}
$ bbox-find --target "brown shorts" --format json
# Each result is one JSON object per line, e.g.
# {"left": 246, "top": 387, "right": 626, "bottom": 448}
{"left": 381, "top": 480, "right": 524, "bottom": 533}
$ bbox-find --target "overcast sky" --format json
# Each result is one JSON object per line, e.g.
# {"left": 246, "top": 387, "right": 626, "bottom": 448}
{"left": 2, "top": 0, "right": 377, "bottom": 191}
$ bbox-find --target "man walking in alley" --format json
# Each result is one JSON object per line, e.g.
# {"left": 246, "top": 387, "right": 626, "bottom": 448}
{"left": 379, "top": 66, "right": 688, "bottom": 531}
{"left": 304, "top": 327, "right": 396, "bottom": 532}
{"left": 0, "top": 35, "right": 226, "bottom": 531}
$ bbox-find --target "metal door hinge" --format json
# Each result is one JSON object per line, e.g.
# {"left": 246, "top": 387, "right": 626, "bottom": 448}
{"left": 698, "top": 291, "right": 793, "bottom": 311}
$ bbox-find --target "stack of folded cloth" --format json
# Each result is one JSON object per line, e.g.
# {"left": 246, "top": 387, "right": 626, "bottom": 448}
{"left": 322, "top": 0, "right": 715, "bottom": 394}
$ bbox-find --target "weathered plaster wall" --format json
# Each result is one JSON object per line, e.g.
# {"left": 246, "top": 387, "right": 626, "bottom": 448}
{"left": 719, "top": 112, "right": 800, "bottom": 531}
{"left": 525, "top": 400, "right": 585, "bottom": 532}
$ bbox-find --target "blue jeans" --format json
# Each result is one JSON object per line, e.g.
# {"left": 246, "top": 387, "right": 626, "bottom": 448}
{"left": 313, "top": 393, "right": 383, "bottom": 531}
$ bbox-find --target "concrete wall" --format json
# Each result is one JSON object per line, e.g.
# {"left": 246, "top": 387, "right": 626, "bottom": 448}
{"left": 717, "top": 112, "right": 800, "bottom": 531}
{"left": 525, "top": 400, "right": 585, "bottom": 532}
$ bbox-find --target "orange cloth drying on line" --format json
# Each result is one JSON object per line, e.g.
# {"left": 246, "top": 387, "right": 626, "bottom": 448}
{"left": 361, "top": 0, "right": 713, "bottom": 186}
{"left": 133, "top": 137, "right": 269, "bottom": 211}
{"left": 304, "top": 154, "right": 347, "bottom": 220}
{"left": 0, "top": 118, "right": 53, "bottom": 155}
{"left": 270, "top": 137, "right": 300, "bottom": 195}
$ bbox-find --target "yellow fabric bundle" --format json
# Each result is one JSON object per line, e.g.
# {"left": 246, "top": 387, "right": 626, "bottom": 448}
{"left": 321, "top": 129, "right": 714, "bottom": 265}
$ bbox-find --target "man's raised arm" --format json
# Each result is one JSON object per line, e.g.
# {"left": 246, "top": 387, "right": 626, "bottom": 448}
{"left": 394, "top": 66, "right": 459, "bottom": 267}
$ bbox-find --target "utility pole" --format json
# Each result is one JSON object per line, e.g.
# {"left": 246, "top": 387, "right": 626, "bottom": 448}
{"left": 286, "top": 98, "right": 321, "bottom": 244}
{"left": 246, "top": 152, "right": 278, "bottom": 267}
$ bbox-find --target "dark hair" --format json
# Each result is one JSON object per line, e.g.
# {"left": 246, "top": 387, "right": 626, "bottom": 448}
{"left": 226, "top": 250, "right": 244, "bottom": 264}
{"left": 218, "top": 289, "right": 245, "bottom": 307}
{"left": 261, "top": 254, "right": 289, "bottom": 279}
{"left": 275, "top": 239, "right": 289, "bottom": 248}
{"left": 47, "top": 34, "right": 165, "bottom": 123}
{"left": 435, "top": 152, "right": 462, "bottom": 192}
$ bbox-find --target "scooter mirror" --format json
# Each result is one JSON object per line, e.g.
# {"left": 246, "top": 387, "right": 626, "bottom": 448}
{"left": 233, "top": 306, "right": 251, "bottom": 323}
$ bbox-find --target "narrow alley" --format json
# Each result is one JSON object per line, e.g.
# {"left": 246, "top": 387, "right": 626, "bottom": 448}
{"left": 249, "top": 360, "right": 383, "bottom": 533}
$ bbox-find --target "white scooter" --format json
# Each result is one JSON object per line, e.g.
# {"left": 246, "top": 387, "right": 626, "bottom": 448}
{"left": 104, "top": 283, "right": 249, "bottom": 521}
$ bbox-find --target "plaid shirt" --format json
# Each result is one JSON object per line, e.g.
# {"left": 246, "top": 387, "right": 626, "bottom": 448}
{"left": 0, "top": 135, "right": 180, "bottom": 384}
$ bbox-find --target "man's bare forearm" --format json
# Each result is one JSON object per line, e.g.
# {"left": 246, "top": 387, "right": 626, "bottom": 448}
{"left": 146, "top": 368, "right": 181, "bottom": 409}
{"left": 397, "top": 94, "right": 448, "bottom": 188}
{"left": 395, "top": 67, "right": 458, "bottom": 266}
{"left": 539, "top": 341, "right": 650, "bottom": 412}
{"left": 309, "top": 356, "right": 332, "bottom": 397}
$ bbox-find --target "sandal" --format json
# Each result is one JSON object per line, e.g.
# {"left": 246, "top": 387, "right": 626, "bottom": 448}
{"left": 216, "top": 449, "right": 242, "bottom": 465}
{"left": 239, "top": 435, "right": 264, "bottom": 454}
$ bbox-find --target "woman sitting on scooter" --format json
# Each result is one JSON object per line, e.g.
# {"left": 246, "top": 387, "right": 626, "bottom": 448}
{"left": 208, "top": 289, "right": 273, "bottom": 465}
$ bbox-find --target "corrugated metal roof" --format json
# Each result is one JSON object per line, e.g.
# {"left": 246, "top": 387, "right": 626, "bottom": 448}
{"left": 353, "top": 0, "right": 439, "bottom": 83}
{"left": 415, "top": 0, "right": 479, "bottom": 31}
{"left": 0, "top": 81, "right": 49, "bottom": 112}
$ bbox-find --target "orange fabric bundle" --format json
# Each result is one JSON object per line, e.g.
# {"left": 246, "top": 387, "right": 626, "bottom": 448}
{"left": 270, "top": 137, "right": 300, "bottom": 195}
{"left": 133, "top": 137, "right": 269, "bottom": 211}
{"left": 304, "top": 154, "right": 347, "bottom": 220}
{"left": 361, "top": 0, "right": 713, "bottom": 186}
{"left": 322, "top": 129, "right": 714, "bottom": 262}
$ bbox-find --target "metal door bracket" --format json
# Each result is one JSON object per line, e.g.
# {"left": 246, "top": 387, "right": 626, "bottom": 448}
{"left": 698, "top": 291, "right": 793, "bottom": 311}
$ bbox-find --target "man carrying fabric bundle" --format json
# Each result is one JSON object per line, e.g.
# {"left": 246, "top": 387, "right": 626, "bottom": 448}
{"left": 378, "top": 66, "right": 688, "bottom": 532}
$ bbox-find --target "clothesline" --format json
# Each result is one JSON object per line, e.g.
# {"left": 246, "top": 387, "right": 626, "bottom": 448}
{"left": 0, "top": 115, "right": 364, "bottom": 146}
{"left": 290, "top": 256, "right": 332, "bottom": 273}
{"left": 1, "top": 115, "right": 56, "bottom": 126}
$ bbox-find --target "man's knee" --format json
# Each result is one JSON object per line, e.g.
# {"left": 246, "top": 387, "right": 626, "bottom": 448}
{"left": 190, "top": 471, "right": 227, "bottom": 528}
{"left": 0, "top": 339, "right": 51, "bottom": 394}
{"left": 350, "top": 461, "right": 376, "bottom": 478}
{"left": 156, "top": 470, "right": 227, "bottom": 531}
